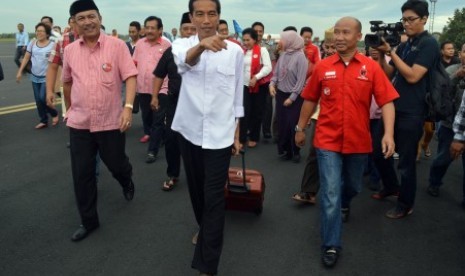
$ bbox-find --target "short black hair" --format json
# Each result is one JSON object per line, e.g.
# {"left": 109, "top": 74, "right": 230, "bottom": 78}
{"left": 300, "top": 26, "right": 313, "bottom": 36}
{"left": 440, "top": 41, "right": 454, "bottom": 50}
{"left": 189, "top": 0, "right": 221, "bottom": 15}
{"left": 251, "top": 21, "right": 264, "bottom": 31}
{"left": 283, "top": 26, "right": 297, "bottom": 32}
{"left": 35, "top": 22, "right": 52, "bottom": 38}
{"left": 129, "top": 21, "right": 141, "bottom": 31}
{"left": 219, "top": 19, "right": 228, "bottom": 26}
{"left": 41, "top": 16, "right": 53, "bottom": 24}
{"left": 242, "top": 27, "right": 258, "bottom": 41}
{"left": 401, "top": 0, "right": 429, "bottom": 18}
{"left": 144, "top": 16, "right": 163, "bottom": 29}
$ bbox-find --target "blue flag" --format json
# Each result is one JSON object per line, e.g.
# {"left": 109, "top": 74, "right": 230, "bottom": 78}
{"left": 233, "top": 20, "right": 242, "bottom": 35}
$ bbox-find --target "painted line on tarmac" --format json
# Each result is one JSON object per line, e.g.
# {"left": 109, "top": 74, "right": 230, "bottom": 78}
{"left": 0, "top": 55, "right": 14, "bottom": 58}
{"left": 0, "top": 100, "right": 61, "bottom": 115}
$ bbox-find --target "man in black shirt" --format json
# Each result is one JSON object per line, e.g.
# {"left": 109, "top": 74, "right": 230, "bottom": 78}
{"left": 151, "top": 12, "right": 196, "bottom": 191}
{"left": 374, "top": 0, "right": 439, "bottom": 218}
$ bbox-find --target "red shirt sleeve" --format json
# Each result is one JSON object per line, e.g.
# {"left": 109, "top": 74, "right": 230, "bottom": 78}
{"left": 301, "top": 62, "right": 322, "bottom": 102}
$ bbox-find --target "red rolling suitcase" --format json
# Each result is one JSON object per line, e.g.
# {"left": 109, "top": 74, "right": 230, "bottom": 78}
{"left": 225, "top": 150, "right": 265, "bottom": 215}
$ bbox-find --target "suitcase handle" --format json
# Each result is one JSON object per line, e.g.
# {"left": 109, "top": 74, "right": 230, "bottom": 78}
{"left": 227, "top": 149, "right": 249, "bottom": 193}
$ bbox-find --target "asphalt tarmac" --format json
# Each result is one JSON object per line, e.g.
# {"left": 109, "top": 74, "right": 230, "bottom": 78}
{"left": 1, "top": 41, "right": 464, "bottom": 275}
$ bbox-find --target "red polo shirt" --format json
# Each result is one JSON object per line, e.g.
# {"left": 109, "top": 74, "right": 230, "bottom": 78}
{"left": 301, "top": 52, "right": 399, "bottom": 154}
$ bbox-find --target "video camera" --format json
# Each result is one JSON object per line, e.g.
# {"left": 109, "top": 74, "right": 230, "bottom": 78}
{"left": 364, "top": 21, "right": 404, "bottom": 48}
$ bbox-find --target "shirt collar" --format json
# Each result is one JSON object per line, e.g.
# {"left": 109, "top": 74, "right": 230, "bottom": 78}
{"left": 329, "top": 51, "right": 363, "bottom": 65}
{"left": 144, "top": 37, "right": 163, "bottom": 45}
{"left": 408, "top": 30, "right": 428, "bottom": 46}
{"left": 79, "top": 30, "right": 105, "bottom": 46}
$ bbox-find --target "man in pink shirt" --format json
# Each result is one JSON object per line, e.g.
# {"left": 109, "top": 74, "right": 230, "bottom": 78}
{"left": 62, "top": 0, "right": 138, "bottom": 242}
{"left": 133, "top": 16, "right": 171, "bottom": 155}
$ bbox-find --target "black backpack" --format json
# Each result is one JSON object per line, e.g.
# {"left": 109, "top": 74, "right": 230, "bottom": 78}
{"left": 424, "top": 55, "right": 456, "bottom": 122}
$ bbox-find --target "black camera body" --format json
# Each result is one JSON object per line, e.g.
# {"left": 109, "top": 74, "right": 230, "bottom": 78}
{"left": 364, "top": 21, "right": 404, "bottom": 48}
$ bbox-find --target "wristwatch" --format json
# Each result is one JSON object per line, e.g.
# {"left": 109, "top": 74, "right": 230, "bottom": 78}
{"left": 295, "top": 125, "right": 305, "bottom": 132}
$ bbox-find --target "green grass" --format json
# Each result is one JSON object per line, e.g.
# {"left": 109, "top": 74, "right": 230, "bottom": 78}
{"left": 0, "top": 38, "right": 15, "bottom": 42}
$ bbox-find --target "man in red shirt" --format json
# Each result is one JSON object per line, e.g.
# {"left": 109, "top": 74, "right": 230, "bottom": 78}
{"left": 295, "top": 17, "right": 398, "bottom": 268}
{"left": 300, "top": 26, "right": 320, "bottom": 79}
{"left": 63, "top": 0, "right": 138, "bottom": 242}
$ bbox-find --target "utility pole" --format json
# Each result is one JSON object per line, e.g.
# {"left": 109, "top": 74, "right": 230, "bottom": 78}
{"left": 429, "top": 0, "right": 438, "bottom": 33}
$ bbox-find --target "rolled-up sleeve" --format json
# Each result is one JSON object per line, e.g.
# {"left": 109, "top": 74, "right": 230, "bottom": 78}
{"left": 234, "top": 49, "right": 244, "bottom": 118}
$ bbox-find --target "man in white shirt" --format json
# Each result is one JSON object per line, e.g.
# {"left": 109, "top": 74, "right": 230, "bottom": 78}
{"left": 171, "top": 0, "right": 243, "bottom": 275}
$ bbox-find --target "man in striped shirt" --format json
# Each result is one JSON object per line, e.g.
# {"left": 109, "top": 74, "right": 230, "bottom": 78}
{"left": 62, "top": 0, "right": 138, "bottom": 242}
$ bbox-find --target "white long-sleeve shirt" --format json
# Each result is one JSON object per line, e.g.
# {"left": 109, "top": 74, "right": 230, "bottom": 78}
{"left": 243, "top": 47, "right": 272, "bottom": 86}
{"left": 171, "top": 35, "right": 244, "bottom": 149}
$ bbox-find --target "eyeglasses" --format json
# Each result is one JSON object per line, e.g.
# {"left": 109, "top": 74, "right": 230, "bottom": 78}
{"left": 400, "top": 16, "right": 421, "bottom": 24}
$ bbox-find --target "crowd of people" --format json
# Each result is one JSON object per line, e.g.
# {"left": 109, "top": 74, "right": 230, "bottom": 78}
{"left": 10, "top": 0, "right": 465, "bottom": 274}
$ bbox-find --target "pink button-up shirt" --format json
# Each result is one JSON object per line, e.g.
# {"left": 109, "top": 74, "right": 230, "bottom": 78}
{"left": 133, "top": 37, "right": 170, "bottom": 95}
{"left": 62, "top": 31, "right": 138, "bottom": 132}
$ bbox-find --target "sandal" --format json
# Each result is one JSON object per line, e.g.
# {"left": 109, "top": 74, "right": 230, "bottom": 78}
{"left": 162, "top": 177, "right": 178, "bottom": 191}
{"left": 292, "top": 192, "right": 316, "bottom": 204}
{"left": 424, "top": 147, "right": 432, "bottom": 158}
{"left": 52, "top": 116, "right": 59, "bottom": 126}
{"left": 35, "top": 123, "right": 47, "bottom": 129}
{"left": 247, "top": 141, "right": 257, "bottom": 148}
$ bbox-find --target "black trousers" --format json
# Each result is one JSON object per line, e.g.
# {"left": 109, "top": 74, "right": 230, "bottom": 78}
{"left": 178, "top": 134, "right": 231, "bottom": 274}
{"left": 275, "top": 90, "right": 303, "bottom": 157}
{"left": 261, "top": 82, "right": 273, "bottom": 136}
{"left": 148, "top": 94, "right": 168, "bottom": 155}
{"left": 138, "top": 93, "right": 153, "bottom": 136}
{"left": 69, "top": 128, "right": 133, "bottom": 229}
{"left": 373, "top": 113, "right": 424, "bottom": 208}
{"left": 239, "top": 85, "right": 267, "bottom": 143}
{"left": 164, "top": 95, "right": 181, "bottom": 178}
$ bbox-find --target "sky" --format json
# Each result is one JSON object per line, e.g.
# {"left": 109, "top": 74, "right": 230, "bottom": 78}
{"left": 1, "top": 0, "right": 462, "bottom": 39}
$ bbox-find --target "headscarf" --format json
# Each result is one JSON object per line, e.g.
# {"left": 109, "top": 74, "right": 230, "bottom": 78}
{"left": 274, "top": 30, "right": 305, "bottom": 83}
{"left": 280, "top": 30, "right": 304, "bottom": 53}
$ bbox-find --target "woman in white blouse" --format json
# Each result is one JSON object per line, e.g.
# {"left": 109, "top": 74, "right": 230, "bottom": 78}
{"left": 239, "top": 28, "right": 272, "bottom": 148}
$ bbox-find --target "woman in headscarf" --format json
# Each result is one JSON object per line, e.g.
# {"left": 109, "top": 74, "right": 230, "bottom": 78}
{"left": 269, "top": 30, "right": 308, "bottom": 162}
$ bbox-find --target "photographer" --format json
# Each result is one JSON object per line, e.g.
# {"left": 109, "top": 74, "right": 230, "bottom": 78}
{"left": 373, "top": 0, "right": 439, "bottom": 218}
{"left": 428, "top": 43, "right": 465, "bottom": 207}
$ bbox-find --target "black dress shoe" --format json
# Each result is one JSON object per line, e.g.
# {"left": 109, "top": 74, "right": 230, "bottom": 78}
{"left": 322, "top": 247, "right": 339, "bottom": 268}
{"left": 123, "top": 180, "right": 135, "bottom": 201}
{"left": 71, "top": 225, "right": 98, "bottom": 242}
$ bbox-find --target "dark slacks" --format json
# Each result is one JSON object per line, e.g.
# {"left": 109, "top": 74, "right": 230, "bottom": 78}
{"left": 165, "top": 95, "right": 180, "bottom": 178}
{"left": 373, "top": 113, "right": 424, "bottom": 208}
{"left": 138, "top": 93, "right": 153, "bottom": 136}
{"left": 14, "top": 46, "right": 25, "bottom": 67}
{"left": 261, "top": 82, "right": 274, "bottom": 137}
{"left": 275, "top": 90, "right": 303, "bottom": 157}
{"left": 429, "top": 125, "right": 465, "bottom": 199}
{"left": 178, "top": 134, "right": 231, "bottom": 274}
{"left": 300, "top": 119, "right": 319, "bottom": 193}
{"left": 69, "top": 128, "right": 133, "bottom": 229}
{"left": 239, "top": 85, "right": 267, "bottom": 143}
{"left": 148, "top": 94, "right": 168, "bottom": 155}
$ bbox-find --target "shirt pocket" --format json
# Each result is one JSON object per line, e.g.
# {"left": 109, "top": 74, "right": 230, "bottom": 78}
{"left": 217, "top": 65, "right": 235, "bottom": 89}
{"left": 100, "top": 63, "right": 115, "bottom": 85}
